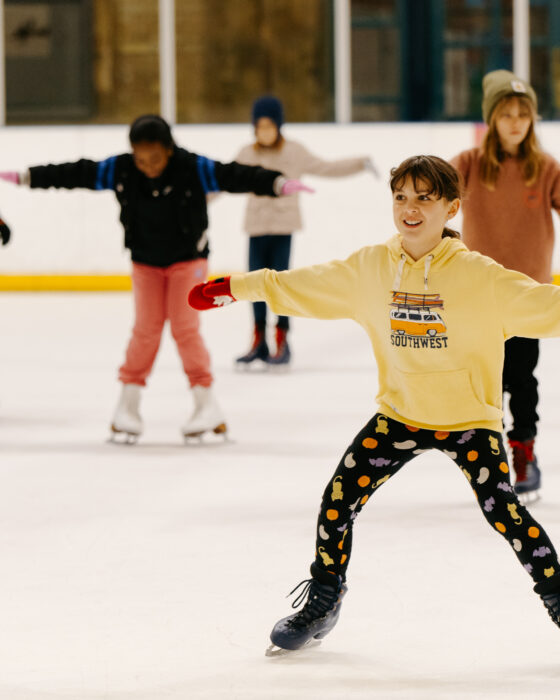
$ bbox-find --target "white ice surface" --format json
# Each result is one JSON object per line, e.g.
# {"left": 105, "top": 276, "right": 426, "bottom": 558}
{"left": 1, "top": 292, "right": 560, "bottom": 700}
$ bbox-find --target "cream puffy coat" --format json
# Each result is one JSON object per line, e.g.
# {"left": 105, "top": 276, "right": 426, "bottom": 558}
{"left": 235, "top": 139, "right": 366, "bottom": 235}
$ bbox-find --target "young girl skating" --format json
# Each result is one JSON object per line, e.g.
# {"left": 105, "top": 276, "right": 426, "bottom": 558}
{"left": 0, "top": 115, "right": 308, "bottom": 441}
{"left": 190, "top": 155, "right": 560, "bottom": 653}
{"left": 234, "top": 95, "right": 376, "bottom": 367}
{"left": 451, "top": 70, "right": 560, "bottom": 501}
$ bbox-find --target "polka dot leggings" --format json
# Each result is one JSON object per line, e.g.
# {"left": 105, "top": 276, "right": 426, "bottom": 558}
{"left": 314, "top": 414, "right": 558, "bottom": 585}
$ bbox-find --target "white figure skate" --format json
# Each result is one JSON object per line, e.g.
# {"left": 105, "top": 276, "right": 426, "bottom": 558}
{"left": 182, "top": 385, "right": 227, "bottom": 441}
{"left": 110, "top": 383, "right": 143, "bottom": 444}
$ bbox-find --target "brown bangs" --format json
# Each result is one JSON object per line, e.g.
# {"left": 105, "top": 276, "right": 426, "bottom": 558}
{"left": 390, "top": 155, "right": 462, "bottom": 201}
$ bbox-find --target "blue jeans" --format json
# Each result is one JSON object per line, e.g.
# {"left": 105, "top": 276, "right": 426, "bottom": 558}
{"left": 248, "top": 234, "right": 292, "bottom": 330}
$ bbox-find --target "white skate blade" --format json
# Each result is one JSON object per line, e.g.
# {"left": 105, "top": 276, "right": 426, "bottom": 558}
{"left": 107, "top": 434, "right": 139, "bottom": 445}
{"left": 108, "top": 426, "right": 140, "bottom": 445}
{"left": 517, "top": 489, "right": 541, "bottom": 505}
{"left": 234, "top": 359, "right": 269, "bottom": 373}
{"left": 182, "top": 423, "right": 229, "bottom": 444}
{"left": 265, "top": 639, "right": 321, "bottom": 657}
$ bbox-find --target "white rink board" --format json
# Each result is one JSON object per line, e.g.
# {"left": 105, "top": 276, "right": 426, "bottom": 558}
{"left": 0, "top": 121, "right": 558, "bottom": 276}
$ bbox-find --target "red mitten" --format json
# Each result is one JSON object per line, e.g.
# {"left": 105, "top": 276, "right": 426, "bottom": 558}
{"left": 188, "top": 276, "right": 236, "bottom": 310}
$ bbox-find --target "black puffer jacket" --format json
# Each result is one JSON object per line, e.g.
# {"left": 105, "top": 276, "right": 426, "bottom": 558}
{"left": 29, "top": 147, "right": 283, "bottom": 267}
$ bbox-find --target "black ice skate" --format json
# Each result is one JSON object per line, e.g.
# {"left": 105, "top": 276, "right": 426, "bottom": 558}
{"left": 266, "top": 566, "right": 347, "bottom": 656}
{"left": 509, "top": 439, "right": 541, "bottom": 503}
{"left": 235, "top": 325, "right": 269, "bottom": 370}
{"left": 534, "top": 575, "right": 560, "bottom": 628}
{"left": 267, "top": 327, "right": 291, "bottom": 368}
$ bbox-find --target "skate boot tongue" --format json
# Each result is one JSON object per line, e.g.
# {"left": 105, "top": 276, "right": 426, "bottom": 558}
{"left": 510, "top": 439, "right": 534, "bottom": 482}
{"left": 509, "top": 439, "right": 541, "bottom": 500}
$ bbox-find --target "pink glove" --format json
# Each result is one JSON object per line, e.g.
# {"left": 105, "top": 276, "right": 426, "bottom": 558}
{"left": 281, "top": 178, "right": 315, "bottom": 195}
{"left": 188, "top": 277, "right": 236, "bottom": 311}
{"left": 0, "top": 171, "right": 20, "bottom": 185}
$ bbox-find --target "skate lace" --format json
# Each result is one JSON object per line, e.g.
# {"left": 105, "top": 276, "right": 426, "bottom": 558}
{"left": 510, "top": 440, "right": 534, "bottom": 481}
{"left": 285, "top": 578, "right": 339, "bottom": 630}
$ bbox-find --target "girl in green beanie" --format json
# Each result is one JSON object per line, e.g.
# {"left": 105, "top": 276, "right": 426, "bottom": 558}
{"left": 451, "top": 70, "right": 560, "bottom": 503}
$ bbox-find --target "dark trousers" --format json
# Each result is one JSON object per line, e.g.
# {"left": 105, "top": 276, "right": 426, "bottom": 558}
{"left": 314, "top": 414, "right": 557, "bottom": 585}
{"left": 502, "top": 337, "right": 539, "bottom": 441}
{"left": 248, "top": 234, "right": 292, "bottom": 330}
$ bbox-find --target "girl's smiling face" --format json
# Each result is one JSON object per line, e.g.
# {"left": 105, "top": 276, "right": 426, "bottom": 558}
{"left": 392, "top": 176, "right": 460, "bottom": 260}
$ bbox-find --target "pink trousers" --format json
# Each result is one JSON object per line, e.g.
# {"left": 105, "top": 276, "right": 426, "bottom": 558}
{"left": 118, "top": 260, "right": 212, "bottom": 388}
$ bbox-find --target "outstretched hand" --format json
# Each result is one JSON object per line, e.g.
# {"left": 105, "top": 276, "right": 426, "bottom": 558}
{"left": 188, "top": 276, "right": 236, "bottom": 310}
{"left": 0, "top": 171, "right": 21, "bottom": 185}
{"left": 281, "top": 179, "right": 315, "bottom": 196}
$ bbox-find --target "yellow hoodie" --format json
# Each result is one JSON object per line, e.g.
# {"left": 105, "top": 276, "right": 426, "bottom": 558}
{"left": 231, "top": 235, "right": 560, "bottom": 432}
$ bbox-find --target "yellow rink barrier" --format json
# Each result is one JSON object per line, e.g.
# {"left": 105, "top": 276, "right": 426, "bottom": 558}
{"left": 0, "top": 275, "right": 133, "bottom": 291}
{"left": 0, "top": 272, "right": 559, "bottom": 291}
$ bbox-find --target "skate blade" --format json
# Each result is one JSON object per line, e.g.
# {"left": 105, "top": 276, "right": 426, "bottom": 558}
{"left": 182, "top": 423, "right": 229, "bottom": 443}
{"left": 265, "top": 639, "right": 321, "bottom": 657}
{"left": 517, "top": 489, "right": 541, "bottom": 505}
{"left": 234, "top": 359, "right": 269, "bottom": 373}
{"left": 108, "top": 425, "right": 140, "bottom": 445}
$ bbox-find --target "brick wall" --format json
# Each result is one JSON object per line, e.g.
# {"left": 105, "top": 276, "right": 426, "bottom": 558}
{"left": 92, "top": 0, "right": 332, "bottom": 124}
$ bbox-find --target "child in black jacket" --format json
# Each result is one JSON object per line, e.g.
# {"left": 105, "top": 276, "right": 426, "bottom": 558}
{"left": 0, "top": 115, "right": 308, "bottom": 441}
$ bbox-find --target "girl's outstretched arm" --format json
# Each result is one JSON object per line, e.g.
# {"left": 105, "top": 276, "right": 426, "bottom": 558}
{"left": 0, "top": 157, "right": 118, "bottom": 191}
{"left": 190, "top": 250, "right": 367, "bottom": 323}
{"left": 298, "top": 142, "right": 374, "bottom": 179}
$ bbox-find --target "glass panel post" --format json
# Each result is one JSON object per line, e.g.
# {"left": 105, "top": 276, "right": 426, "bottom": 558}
{"left": 159, "top": 0, "right": 176, "bottom": 124}
{"left": 334, "top": 0, "right": 351, "bottom": 123}
{"left": 513, "top": 0, "right": 530, "bottom": 81}
{"left": 0, "top": 0, "right": 5, "bottom": 125}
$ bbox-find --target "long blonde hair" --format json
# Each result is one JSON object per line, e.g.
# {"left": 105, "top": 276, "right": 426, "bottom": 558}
{"left": 480, "top": 95, "right": 542, "bottom": 189}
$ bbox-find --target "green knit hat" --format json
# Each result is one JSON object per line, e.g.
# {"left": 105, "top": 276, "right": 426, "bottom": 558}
{"left": 481, "top": 69, "right": 537, "bottom": 124}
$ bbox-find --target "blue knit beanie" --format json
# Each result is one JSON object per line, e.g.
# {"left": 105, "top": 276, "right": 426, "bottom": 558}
{"left": 252, "top": 95, "right": 284, "bottom": 128}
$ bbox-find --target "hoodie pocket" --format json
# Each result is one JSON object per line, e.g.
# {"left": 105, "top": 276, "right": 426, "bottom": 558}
{"left": 384, "top": 367, "right": 499, "bottom": 426}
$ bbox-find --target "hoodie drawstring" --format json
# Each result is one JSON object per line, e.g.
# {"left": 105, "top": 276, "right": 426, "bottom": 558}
{"left": 393, "top": 253, "right": 434, "bottom": 291}
{"left": 424, "top": 255, "right": 434, "bottom": 290}
{"left": 393, "top": 254, "right": 406, "bottom": 291}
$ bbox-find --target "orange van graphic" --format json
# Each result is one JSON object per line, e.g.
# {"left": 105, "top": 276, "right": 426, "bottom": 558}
{"left": 390, "top": 291, "right": 447, "bottom": 337}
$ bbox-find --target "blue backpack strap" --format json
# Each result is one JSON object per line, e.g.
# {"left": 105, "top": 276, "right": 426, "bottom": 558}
{"left": 95, "top": 156, "right": 117, "bottom": 190}
{"left": 196, "top": 155, "right": 220, "bottom": 194}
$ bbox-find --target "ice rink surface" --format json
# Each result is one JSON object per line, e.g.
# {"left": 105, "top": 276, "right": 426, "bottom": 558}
{"left": 2, "top": 292, "right": 560, "bottom": 700}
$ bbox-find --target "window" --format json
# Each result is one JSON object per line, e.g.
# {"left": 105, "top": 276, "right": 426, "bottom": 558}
{"left": 439, "top": 0, "right": 559, "bottom": 121}
{"left": 175, "top": 0, "right": 334, "bottom": 124}
{"left": 3, "top": 0, "right": 559, "bottom": 124}
{"left": 351, "top": 0, "right": 401, "bottom": 121}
